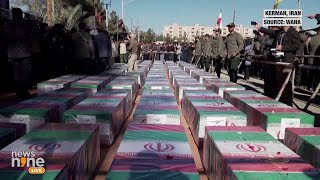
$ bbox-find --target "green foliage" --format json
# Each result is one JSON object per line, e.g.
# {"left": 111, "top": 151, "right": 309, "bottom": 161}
{"left": 11, "top": 0, "right": 105, "bottom": 29}
{"left": 164, "top": 33, "right": 174, "bottom": 43}
{"left": 107, "top": 10, "right": 120, "bottom": 35}
{"left": 139, "top": 28, "right": 156, "bottom": 43}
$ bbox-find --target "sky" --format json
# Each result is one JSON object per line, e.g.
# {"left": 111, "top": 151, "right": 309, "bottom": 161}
{"left": 107, "top": 0, "right": 320, "bottom": 34}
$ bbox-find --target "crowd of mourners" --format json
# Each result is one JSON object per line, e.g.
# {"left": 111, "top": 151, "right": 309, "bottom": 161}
{"left": 0, "top": 7, "right": 319, "bottom": 108}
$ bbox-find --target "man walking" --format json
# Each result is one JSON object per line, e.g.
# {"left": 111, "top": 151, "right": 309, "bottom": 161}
{"left": 195, "top": 37, "right": 202, "bottom": 66}
{"left": 203, "top": 34, "right": 212, "bottom": 72}
{"left": 225, "top": 22, "right": 244, "bottom": 83}
{"left": 127, "top": 33, "right": 138, "bottom": 71}
{"left": 212, "top": 29, "right": 225, "bottom": 78}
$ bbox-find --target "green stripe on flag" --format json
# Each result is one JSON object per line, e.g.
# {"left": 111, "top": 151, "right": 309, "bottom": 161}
{"left": 72, "top": 84, "right": 98, "bottom": 89}
{"left": 208, "top": 132, "right": 277, "bottom": 142}
{"left": 264, "top": 113, "right": 314, "bottom": 124}
{"left": 0, "top": 170, "right": 61, "bottom": 179}
{"left": 124, "top": 131, "right": 188, "bottom": 142}
{"left": 234, "top": 171, "right": 320, "bottom": 180}
{"left": 23, "top": 130, "right": 91, "bottom": 141}
{"left": 301, "top": 136, "right": 320, "bottom": 146}
{"left": 135, "top": 109, "right": 180, "bottom": 115}
{"left": 107, "top": 171, "right": 200, "bottom": 180}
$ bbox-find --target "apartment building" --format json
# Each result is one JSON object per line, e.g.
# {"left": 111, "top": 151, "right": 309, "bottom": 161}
{"left": 163, "top": 23, "right": 253, "bottom": 42}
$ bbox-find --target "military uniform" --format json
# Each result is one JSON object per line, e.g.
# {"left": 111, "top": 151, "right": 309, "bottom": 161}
{"left": 225, "top": 23, "right": 244, "bottom": 83}
{"left": 127, "top": 38, "right": 138, "bottom": 72}
{"left": 195, "top": 40, "right": 202, "bottom": 66}
{"left": 212, "top": 31, "right": 225, "bottom": 78}
{"left": 203, "top": 38, "right": 212, "bottom": 72}
{"left": 308, "top": 32, "right": 320, "bottom": 90}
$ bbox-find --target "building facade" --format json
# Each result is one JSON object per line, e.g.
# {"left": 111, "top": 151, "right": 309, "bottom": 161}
{"left": 163, "top": 23, "right": 253, "bottom": 42}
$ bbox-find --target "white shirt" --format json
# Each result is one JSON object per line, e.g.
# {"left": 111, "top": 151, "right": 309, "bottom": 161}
{"left": 120, "top": 43, "right": 127, "bottom": 54}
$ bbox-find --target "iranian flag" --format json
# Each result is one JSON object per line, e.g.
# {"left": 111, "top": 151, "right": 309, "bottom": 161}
{"left": 216, "top": 10, "right": 222, "bottom": 29}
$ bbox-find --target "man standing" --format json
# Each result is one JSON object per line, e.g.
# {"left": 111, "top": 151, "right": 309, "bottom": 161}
{"left": 203, "top": 34, "right": 212, "bottom": 72}
{"left": 307, "top": 26, "right": 320, "bottom": 91}
{"left": 195, "top": 37, "right": 202, "bottom": 66}
{"left": 71, "top": 22, "right": 95, "bottom": 74}
{"left": 94, "top": 28, "right": 112, "bottom": 72}
{"left": 119, "top": 40, "right": 127, "bottom": 63}
{"left": 127, "top": 33, "right": 138, "bottom": 71}
{"left": 5, "top": 8, "right": 34, "bottom": 100}
{"left": 225, "top": 23, "right": 244, "bottom": 83}
{"left": 212, "top": 29, "right": 225, "bottom": 78}
{"left": 257, "top": 25, "right": 284, "bottom": 99}
{"left": 275, "top": 26, "right": 301, "bottom": 106}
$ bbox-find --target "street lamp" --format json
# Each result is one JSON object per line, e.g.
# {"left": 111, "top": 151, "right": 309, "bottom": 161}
{"left": 102, "top": 0, "right": 112, "bottom": 30}
{"left": 121, "top": 0, "right": 137, "bottom": 22}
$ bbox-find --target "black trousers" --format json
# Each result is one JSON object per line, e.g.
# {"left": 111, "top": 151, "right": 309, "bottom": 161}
{"left": 11, "top": 57, "right": 32, "bottom": 99}
{"left": 214, "top": 57, "right": 223, "bottom": 78}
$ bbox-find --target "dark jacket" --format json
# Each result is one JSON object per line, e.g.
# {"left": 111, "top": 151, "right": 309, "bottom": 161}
{"left": 259, "top": 27, "right": 284, "bottom": 60}
{"left": 94, "top": 32, "right": 112, "bottom": 58}
{"left": 282, "top": 27, "right": 301, "bottom": 63}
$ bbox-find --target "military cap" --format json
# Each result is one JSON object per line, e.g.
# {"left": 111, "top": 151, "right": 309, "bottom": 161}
{"left": 213, "top": 28, "right": 222, "bottom": 33}
{"left": 227, "top": 22, "right": 235, "bottom": 27}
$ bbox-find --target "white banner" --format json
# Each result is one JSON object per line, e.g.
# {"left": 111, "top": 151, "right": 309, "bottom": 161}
{"left": 263, "top": 18, "right": 302, "bottom": 26}
{"left": 117, "top": 141, "right": 192, "bottom": 155}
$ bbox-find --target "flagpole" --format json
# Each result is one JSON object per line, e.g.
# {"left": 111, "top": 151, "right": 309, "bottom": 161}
{"left": 298, "top": 0, "right": 301, "bottom": 9}
{"left": 233, "top": 8, "right": 236, "bottom": 23}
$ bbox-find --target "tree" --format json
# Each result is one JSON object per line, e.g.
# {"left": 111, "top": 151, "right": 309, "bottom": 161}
{"left": 156, "top": 34, "right": 164, "bottom": 41}
{"left": 107, "top": 10, "right": 120, "bottom": 35}
{"left": 11, "top": 0, "right": 105, "bottom": 29}
{"left": 164, "top": 33, "right": 174, "bottom": 44}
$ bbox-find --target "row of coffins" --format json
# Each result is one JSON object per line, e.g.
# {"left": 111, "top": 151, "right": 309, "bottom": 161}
{"left": 167, "top": 63, "right": 246, "bottom": 147}
{"left": 285, "top": 128, "right": 320, "bottom": 168}
{"left": 107, "top": 124, "right": 200, "bottom": 179}
{"left": 64, "top": 64, "right": 149, "bottom": 146}
{"left": 203, "top": 126, "right": 320, "bottom": 180}
{"left": 223, "top": 90, "right": 314, "bottom": 140}
{"left": 178, "top": 61, "right": 315, "bottom": 141}
{"left": 0, "top": 88, "right": 92, "bottom": 132}
{"left": 0, "top": 122, "right": 26, "bottom": 150}
{"left": 133, "top": 62, "right": 180, "bottom": 125}
{"left": 182, "top": 90, "right": 247, "bottom": 146}
{"left": 108, "top": 62, "right": 200, "bottom": 179}
{"left": 0, "top": 62, "right": 150, "bottom": 136}
{"left": 0, "top": 123, "right": 100, "bottom": 180}
{"left": 0, "top": 62, "right": 153, "bottom": 179}
{"left": 177, "top": 61, "right": 320, "bottom": 178}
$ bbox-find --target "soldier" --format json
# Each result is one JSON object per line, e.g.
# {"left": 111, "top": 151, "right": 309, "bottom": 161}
{"left": 127, "top": 33, "right": 138, "bottom": 72}
{"left": 194, "top": 37, "right": 202, "bottom": 66}
{"left": 203, "top": 34, "right": 212, "bottom": 72}
{"left": 225, "top": 22, "right": 244, "bottom": 83}
{"left": 308, "top": 26, "right": 320, "bottom": 91}
{"left": 212, "top": 28, "right": 225, "bottom": 78}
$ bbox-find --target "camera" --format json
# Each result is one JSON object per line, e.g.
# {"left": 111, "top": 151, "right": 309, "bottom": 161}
{"left": 251, "top": 21, "right": 257, "bottom": 26}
